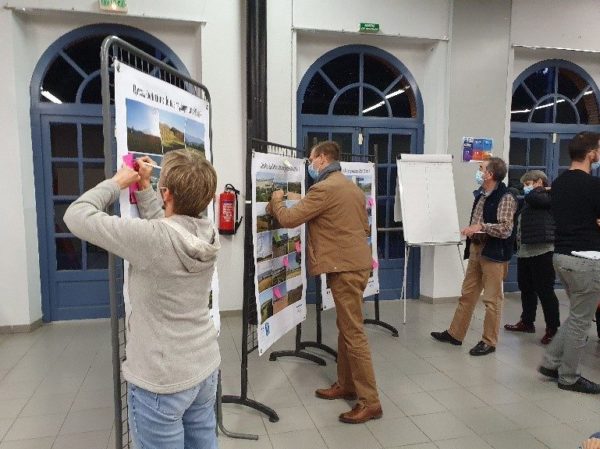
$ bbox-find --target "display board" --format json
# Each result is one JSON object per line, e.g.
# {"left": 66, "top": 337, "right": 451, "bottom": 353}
{"left": 114, "top": 63, "right": 220, "bottom": 331}
{"left": 252, "top": 152, "right": 307, "bottom": 355}
{"left": 397, "top": 154, "right": 461, "bottom": 245}
{"left": 321, "top": 162, "right": 379, "bottom": 310}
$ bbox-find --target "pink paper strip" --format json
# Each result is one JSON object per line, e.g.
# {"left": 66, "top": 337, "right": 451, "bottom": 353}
{"left": 367, "top": 197, "right": 375, "bottom": 207}
{"left": 273, "top": 287, "right": 282, "bottom": 298}
{"left": 283, "top": 255, "right": 289, "bottom": 267}
{"left": 372, "top": 259, "right": 379, "bottom": 269}
{"left": 295, "top": 241, "right": 301, "bottom": 252}
{"left": 122, "top": 154, "right": 139, "bottom": 204}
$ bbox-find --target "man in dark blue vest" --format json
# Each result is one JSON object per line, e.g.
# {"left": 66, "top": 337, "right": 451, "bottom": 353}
{"left": 432, "top": 157, "right": 517, "bottom": 356}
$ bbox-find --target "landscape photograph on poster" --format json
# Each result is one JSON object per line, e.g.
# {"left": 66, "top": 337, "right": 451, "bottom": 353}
{"left": 126, "top": 98, "right": 162, "bottom": 155}
{"left": 184, "top": 118, "right": 205, "bottom": 154}
{"left": 287, "top": 182, "right": 302, "bottom": 200}
{"left": 272, "top": 282, "right": 288, "bottom": 314}
{"left": 271, "top": 255, "right": 287, "bottom": 285}
{"left": 272, "top": 229, "right": 289, "bottom": 258}
{"left": 286, "top": 252, "right": 301, "bottom": 279}
{"left": 259, "top": 288, "right": 273, "bottom": 324}
{"left": 287, "top": 276, "right": 303, "bottom": 305}
{"left": 256, "top": 202, "right": 271, "bottom": 233}
{"left": 256, "top": 173, "right": 275, "bottom": 202}
{"left": 287, "top": 228, "right": 301, "bottom": 254}
{"left": 257, "top": 259, "right": 273, "bottom": 293}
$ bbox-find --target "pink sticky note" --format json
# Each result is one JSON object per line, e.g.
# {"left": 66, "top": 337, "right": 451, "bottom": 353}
{"left": 273, "top": 287, "right": 282, "bottom": 298}
{"left": 372, "top": 259, "right": 379, "bottom": 269}
{"left": 367, "top": 197, "right": 375, "bottom": 207}
{"left": 283, "top": 255, "right": 289, "bottom": 267}
{"left": 295, "top": 241, "right": 301, "bottom": 252}
{"left": 122, "top": 154, "right": 139, "bottom": 204}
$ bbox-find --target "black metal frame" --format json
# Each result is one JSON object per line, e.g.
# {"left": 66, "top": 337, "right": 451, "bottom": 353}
{"left": 100, "top": 35, "right": 253, "bottom": 448}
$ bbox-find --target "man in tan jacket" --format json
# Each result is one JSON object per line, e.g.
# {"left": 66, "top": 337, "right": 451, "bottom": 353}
{"left": 268, "top": 141, "right": 382, "bottom": 424}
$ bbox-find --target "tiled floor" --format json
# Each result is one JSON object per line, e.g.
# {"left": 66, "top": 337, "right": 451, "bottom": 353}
{"left": 1, "top": 292, "right": 599, "bottom": 449}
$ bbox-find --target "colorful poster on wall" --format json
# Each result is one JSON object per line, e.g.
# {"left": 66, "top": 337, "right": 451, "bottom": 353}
{"left": 114, "top": 63, "right": 220, "bottom": 332}
{"left": 462, "top": 137, "right": 493, "bottom": 162}
{"left": 252, "top": 152, "right": 307, "bottom": 355}
{"left": 321, "top": 162, "right": 379, "bottom": 310}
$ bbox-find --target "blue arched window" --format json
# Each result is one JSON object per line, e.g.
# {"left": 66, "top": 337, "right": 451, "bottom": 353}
{"left": 31, "top": 24, "right": 188, "bottom": 321}
{"left": 297, "top": 45, "right": 423, "bottom": 300}
{"left": 508, "top": 59, "right": 600, "bottom": 189}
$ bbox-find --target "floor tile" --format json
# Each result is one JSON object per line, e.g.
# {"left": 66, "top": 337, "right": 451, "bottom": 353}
{"left": 59, "top": 407, "right": 113, "bottom": 435}
{"left": 435, "top": 435, "right": 495, "bottom": 449}
{"left": 262, "top": 406, "right": 315, "bottom": 435}
{"left": 428, "top": 388, "right": 486, "bottom": 410}
{"left": 451, "top": 406, "right": 520, "bottom": 435}
{"left": 411, "top": 411, "right": 475, "bottom": 441}
{"left": 493, "top": 402, "right": 560, "bottom": 428}
{"left": 389, "top": 392, "right": 446, "bottom": 416}
{"left": 527, "top": 424, "right": 584, "bottom": 449}
{"left": 52, "top": 430, "right": 110, "bottom": 449}
{"left": 3, "top": 414, "right": 64, "bottom": 441}
{"left": 319, "top": 424, "right": 382, "bottom": 449}
{"left": 305, "top": 400, "right": 352, "bottom": 429}
{"left": 0, "top": 437, "right": 54, "bottom": 449}
{"left": 367, "top": 416, "right": 429, "bottom": 447}
{"left": 218, "top": 434, "right": 273, "bottom": 449}
{"left": 481, "top": 429, "right": 549, "bottom": 449}
{"left": 407, "top": 372, "right": 460, "bottom": 392}
{"left": 269, "top": 428, "right": 326, "bottom": 449}
{"left": 19, "top": 393, "right": 74, "bottom": 418}
{"left": 0, "top": 399, "right": 27, "bottom": 420}
{"left": 468, "top": 383, "right": 525, "bottom": 405}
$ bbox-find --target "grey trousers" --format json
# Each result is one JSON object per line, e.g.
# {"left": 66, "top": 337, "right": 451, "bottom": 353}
{"left": 542, "top": 253, "right": 600, "bottom": 385}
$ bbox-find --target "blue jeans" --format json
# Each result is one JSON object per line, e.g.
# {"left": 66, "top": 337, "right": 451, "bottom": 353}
{"left": 128, "top": 370, "right": 218, "bottom": 449}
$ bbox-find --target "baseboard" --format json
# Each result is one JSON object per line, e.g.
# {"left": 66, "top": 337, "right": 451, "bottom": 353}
{"left": 0, "top": 318, "right": 43, "bottom": 334}
{"left": 419, "top": 295, "right": 459, "bottom": 304}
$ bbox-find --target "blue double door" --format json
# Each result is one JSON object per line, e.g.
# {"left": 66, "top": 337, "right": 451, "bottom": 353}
{"left": 38, "top": 113, "right": 110, "bottom": 320}
{"left": 302, "top": 126, "right": 419, "bottom": 300}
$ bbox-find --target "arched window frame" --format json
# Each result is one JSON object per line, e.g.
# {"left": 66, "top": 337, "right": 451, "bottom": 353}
{"left": 30, "top": 24, "right": 189, "bottom": 321}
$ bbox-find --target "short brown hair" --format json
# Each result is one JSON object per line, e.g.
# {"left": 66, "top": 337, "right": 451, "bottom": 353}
{"left": 568, "top": 132, "right": 600, "bottom": 162}
{"left": 160, "top": 149, "right": 217, "bottom": 216}
{"left": 485, "top": 157, "right": 507, "bottom": 181}
{"left": 520, "top": 170, "right": 548, "bottom": 187}
{"left": 311, "top": 141, "right": 340, "bottom": 161}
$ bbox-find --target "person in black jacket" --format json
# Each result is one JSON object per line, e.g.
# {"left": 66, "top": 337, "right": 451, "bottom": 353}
{"left": 505, "top": 171, "right": 560, "bottom": 344}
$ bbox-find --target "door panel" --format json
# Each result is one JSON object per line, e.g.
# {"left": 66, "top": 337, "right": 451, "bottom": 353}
{"left": 365, "top": 128, "right": 416, "bottom": 300}
{"left": 42, "top": 115, "right": 109, "bottom": 320}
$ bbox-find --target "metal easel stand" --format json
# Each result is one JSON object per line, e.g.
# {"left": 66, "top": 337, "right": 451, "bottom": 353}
{"left": 269, "top": 323, "right": 327, "bottom": 366}
{"left": 401, "top": 242, "right": 464, "bottom": 324}
{"left": 298, "top": 276, "right": 338, "bottom": 359}
{"left": 364, "top": 293, "right": 399, "bottom": 337}
{"left": 216, "top": 372, "right": 259, "bottom": 440}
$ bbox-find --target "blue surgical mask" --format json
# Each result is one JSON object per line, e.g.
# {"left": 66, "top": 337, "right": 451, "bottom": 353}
{"left": 475, "top": 170, "right": 484, "bottom": 186}
{"left": 523, "top": 186, "right": 534, "bottom": 195}
{"left": 308, "top": 163, "right": 319, "bottom": 180}
{"left": 592, "top": 161, "right": 600, "bottom": 171}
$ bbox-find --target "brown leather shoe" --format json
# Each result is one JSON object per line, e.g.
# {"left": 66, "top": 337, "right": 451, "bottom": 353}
{"left": 339, "top": 402, "right": 383, "bottom": 424}
{"left": 541, "top": 328, "right": 557, "bottom": 345}
{"left": 504, "top": 320, "right": 535, "bottom": 333}
{"left": 315, "top": 382, "right": 357, "bottom": 401}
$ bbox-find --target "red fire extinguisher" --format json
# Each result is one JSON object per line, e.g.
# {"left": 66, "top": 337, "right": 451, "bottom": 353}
{"left": 219, "top": 184, "right": 242, "bottom": 235}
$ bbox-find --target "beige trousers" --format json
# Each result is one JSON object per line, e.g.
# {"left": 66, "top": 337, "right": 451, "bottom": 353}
{"left": 448, "top": 244, "right": 508, "bottom": 347}
{"left": 327, "top": 270, "right": 380, "bottom": 406}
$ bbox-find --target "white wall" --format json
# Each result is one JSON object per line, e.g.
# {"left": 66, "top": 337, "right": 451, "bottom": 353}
{"left": 512, "top": 0, "right": 600, "bottom": 52}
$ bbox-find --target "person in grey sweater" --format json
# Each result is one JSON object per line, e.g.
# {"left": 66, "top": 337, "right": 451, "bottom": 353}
{"left": 64, "top": 149, "right": 221, "bottom": 449}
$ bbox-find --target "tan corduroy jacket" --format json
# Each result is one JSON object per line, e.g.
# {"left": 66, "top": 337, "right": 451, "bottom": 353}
{"left": 268, "top": 170, "right": 372, "bottom": 276}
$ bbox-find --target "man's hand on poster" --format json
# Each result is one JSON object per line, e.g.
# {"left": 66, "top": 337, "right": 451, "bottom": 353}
{"left": 461, "top": 223, "right": 484, "bottom": 238}
{"left": 271, "top": 190, "right": 285, "bottom": 202}
{"left": 112, "top": 165, "right": 140, "bottom": 190}
{"left": 136, "top": 156, "right": 154, "bottom": 190}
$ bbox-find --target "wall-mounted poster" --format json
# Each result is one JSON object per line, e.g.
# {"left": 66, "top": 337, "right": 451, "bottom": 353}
{"left": 321, "top": 161, "right": 379, "bottom": 310}
{"left": 252, "top": 152, "right": 307, "bottom": 355}
{"left": 462, "top": 137, "right": 493, "bottom": 162}
{"left": 114, "top": 63, "right": 220, "bottom": 332}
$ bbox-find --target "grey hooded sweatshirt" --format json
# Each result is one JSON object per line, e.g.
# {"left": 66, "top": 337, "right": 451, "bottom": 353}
{"left": 64, "top": 179, "right": 221, "bottom": 394}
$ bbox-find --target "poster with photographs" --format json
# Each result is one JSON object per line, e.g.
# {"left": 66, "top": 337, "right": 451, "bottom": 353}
{"left": 252, "top": 152, "right": 307, "bottom": 355}
{"left": 114, "top": 63, "right": 220, "bottom": 332}
{"left": 321, "top": 162, "right": 379, "bottom": 310}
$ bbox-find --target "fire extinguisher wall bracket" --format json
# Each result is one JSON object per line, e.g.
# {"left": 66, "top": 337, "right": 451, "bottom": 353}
{"left": 218, "top": 184, "right": 243, "bottom": 235}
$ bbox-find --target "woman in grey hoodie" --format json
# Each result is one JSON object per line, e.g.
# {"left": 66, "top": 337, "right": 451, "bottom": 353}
{"left": 65, "top": 149, "right": 221, "bottom": 449}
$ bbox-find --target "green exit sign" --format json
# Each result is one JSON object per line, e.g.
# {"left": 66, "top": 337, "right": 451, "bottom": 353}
{"left": 359, "top": 23, "right": 380, "bottom": 33}
{"left": 99, "top": 0, "right": 128, "bottom": 13}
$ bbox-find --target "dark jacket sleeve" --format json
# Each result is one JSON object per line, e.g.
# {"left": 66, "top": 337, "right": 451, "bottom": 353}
{"left": 524, "top": 188, "right": 551, "bottom": 209}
